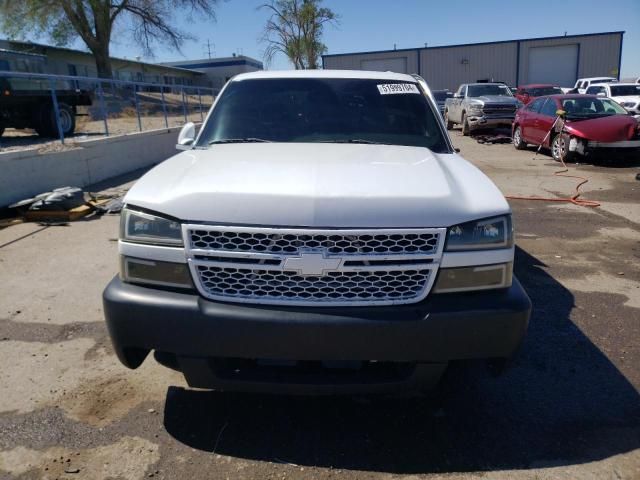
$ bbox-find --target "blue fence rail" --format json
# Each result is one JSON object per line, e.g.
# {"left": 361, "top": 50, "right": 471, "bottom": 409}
{"left": 0, "top": 71, "right": 216, "bottom": 145}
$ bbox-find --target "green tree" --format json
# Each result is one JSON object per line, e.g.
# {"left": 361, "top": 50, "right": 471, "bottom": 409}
{"left": 0, "top": 0, "right": 218, "bottom": 79}
{"left": 259, "top": 0, "right": 337, "bottom": 69}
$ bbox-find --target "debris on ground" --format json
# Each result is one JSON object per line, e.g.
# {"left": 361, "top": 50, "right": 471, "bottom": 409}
{"left": 474, "top": 134, "right": 513, "bottom": 144}
{"left": 2, "top": 186, "right": 126, "bottom": 227}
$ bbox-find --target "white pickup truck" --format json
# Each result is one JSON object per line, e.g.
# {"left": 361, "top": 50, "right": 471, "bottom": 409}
{"left": 103, "top": 70, "right": 531, "bottom": 395}
{"left": 444, "top": 83, "right": 522, "bottom": 135}
{"left": 585, "top": 83, "right": 640, "bottom": 116}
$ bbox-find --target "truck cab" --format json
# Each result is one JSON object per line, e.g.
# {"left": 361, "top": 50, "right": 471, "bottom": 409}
{"left": 573, "top": 77, "right": 617, "bottom": 94}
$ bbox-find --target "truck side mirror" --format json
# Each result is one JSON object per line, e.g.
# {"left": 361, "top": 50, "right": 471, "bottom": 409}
{"left": 176, "top": 122, "right": 196, "bottom": 150}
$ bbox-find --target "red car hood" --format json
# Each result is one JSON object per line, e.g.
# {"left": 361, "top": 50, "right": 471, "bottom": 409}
{"left": 564, "top": 115, "right": 638, "bottom": 142}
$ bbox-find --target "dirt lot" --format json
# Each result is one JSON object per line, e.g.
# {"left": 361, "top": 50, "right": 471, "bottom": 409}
{"left": 0, "top": 131, "right": 639, "bottom": 479}
{"left": 0, "top": 115, "right": 199, "bottom": 154}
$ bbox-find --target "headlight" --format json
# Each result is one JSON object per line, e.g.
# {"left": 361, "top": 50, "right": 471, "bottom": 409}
{"left": 120, "top": 208, "right": 183, "bottom": 246}
{"left": 434, "top": 263, "right": 513, "bottom": 293}
{"left": 446, "top": 215, "right": 513, "bottom": 251}
{"left": 621, "top": 102, "right": 634, "bottom": 108}
{"left": 468, "top": 104, "right": 483, "bottom": 113}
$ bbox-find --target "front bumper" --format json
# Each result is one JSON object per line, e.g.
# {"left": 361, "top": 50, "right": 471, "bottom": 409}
{"left": 467, "top": 115, "right": 515, "bottom": 129}
{"left": 569, "top": 137, "right": 640, "bottom": 158}
{"left": 103, "top": 277, "right": 531, "bottom": 394}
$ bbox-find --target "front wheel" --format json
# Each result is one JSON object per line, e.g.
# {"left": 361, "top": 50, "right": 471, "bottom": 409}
{"left": 444, "top": 110, "right": 454, "bottom": 130}
{"left": 512, "top": 126, "right": 527, "bottom": 150}
{"left": 35, "top": 102, "right": 76, "bottom": 138}
{"left": 461, "top": 113, "right": 470, "bottom": 136}
{"left": 551, "top": 134, "right": 575, "bottom": 162}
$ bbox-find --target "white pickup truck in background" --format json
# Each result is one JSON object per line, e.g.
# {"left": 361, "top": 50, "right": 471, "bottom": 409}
{"left": 103, "top": 70, "right": 531, "bottom": 395}
{"left": 585, "top": 82, "right": 640, "bottom": 116}
{"left": 444, "top": 83, "right": 523, "bottom": 136}
{"left": 573, "top": 77, "right": 618, "bottom": 94}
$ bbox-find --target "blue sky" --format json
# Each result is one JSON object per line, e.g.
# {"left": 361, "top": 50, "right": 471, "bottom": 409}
{"left": 107, "top": 0, "right": 637, "bottom": 76}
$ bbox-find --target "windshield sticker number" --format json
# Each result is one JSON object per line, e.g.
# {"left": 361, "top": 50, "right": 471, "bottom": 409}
{"left": 377, "top": 84, "right": 420, "bottom": 95}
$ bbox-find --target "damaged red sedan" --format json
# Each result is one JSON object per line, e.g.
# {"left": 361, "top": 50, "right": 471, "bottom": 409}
{"left": 512, "top": 94, "right": 640, "bottom": 161}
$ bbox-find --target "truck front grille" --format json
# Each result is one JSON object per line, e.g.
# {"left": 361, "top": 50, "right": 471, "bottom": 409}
{"left": 189, "top": 229, "right": 440, "bottom": 255}
{"left": 184, "top": 225, "right": 445, "bottom": 306}
{"left": 195, "top": 266, "right": 432, "bottom": 303}
{"left": 483, "top": 103, "right": 517, "bottom": 116}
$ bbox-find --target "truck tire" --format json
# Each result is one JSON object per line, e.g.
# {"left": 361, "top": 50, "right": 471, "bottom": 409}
{"left": 461, "top": 112, "right": 470, "bottom": 136}
{"left": 444, "top": 110, "right": 454, "bottom": 130}
{"left": 36, "top": 103, "right": 75, "bottom": 138}
{"left": 512, "top": 126, "right": 527, "bottom": 150}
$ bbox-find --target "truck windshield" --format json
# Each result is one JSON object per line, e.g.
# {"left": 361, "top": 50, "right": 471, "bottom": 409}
{"left": 467, "top": 84, "right": 513, "bottom": 97}
{"left": 197, "top": 78, "right": 449, "bottom": 152}
{"left": 561, "top": 97, "right": 628, "bottom": 118}
{"left": 528, "top": 86, "right": 563, "bottom": 96}
{"left": 610, "top": 85, "right": 640, "bottom": 96}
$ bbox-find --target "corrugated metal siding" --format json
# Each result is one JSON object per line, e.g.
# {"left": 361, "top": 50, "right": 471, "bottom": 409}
{"left": 518, "top": 33, "right": 622, "bottom": 84}
{"left": 420, "top": 42, "right": 517, "bottom": 91}
{"left": 323, "top": 50, "right": 419, "bottom": 74}
{"left": 323, "top": 32, "right": 623, "bottom": 92}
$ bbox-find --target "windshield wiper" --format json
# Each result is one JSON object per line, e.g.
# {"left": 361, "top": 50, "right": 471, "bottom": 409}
{"left": 320, "top": 139, "right": 386, "bottom": 144}
{"left": 209, "top": 138, "right": 272, "bottom": 145}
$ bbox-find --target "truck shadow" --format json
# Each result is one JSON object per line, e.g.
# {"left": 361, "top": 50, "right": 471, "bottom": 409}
{"left": 163, "top": 246, "right": 640, "bottom": 473}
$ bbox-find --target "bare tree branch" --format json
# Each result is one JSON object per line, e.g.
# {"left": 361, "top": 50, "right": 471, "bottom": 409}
{"left": 0, "top": 0, "right": 218, "bottom": 77}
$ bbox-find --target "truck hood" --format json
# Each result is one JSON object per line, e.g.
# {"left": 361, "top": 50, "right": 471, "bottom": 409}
{"left": 565, "top": 115, "right": 638, "bottom": 142}
{"left": 124, "top": 143, "right": 509, "bottom": 228}
{"left": 475, "top": 95, "right": 518, "bottom": 104}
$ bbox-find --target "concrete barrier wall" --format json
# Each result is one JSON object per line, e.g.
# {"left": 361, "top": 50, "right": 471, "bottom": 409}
{"left": 0, "top": 127, "right": 182, "bottom": 208}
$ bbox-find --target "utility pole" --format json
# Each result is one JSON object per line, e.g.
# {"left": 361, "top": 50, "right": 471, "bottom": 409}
{"left": 204, "top": 39, "right": 214, "bottom": 59}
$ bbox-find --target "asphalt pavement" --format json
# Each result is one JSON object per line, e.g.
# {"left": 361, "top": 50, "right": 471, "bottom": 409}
{"left": 1, "top": 131, "right": 639, "bottom": 480}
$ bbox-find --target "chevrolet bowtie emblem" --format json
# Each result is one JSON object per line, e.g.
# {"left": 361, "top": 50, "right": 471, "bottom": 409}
{"left": 283, "top": 253, "right": 341, "bottom": 276}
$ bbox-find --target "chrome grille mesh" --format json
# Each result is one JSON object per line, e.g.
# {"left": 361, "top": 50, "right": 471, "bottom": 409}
{"left": 184, "top": 225, "right": 445, "bottom": 306}
{"left": 195, "top": 266, "right": 431, "bottom": 302}
{"left": 189, "top": 229, "right": 439, "bottom": 255}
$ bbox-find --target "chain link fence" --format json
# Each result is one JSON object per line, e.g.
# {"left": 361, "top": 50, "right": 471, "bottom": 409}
{"left": 0, "top": 71, "right": 216, "bottom": 150}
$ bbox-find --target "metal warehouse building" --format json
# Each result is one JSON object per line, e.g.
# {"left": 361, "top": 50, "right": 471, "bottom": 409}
{"left": 322, "top": 31, "right": 624, "bottom": 90}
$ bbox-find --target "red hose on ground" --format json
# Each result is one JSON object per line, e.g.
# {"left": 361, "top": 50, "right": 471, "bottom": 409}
{"left": 506, "top": 161, "right": 600, "bottom": 207}
{"left": 505, "top": 118, "right": 600, "bottom": 208}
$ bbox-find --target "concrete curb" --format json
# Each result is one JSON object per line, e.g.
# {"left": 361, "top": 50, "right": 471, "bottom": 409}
{"left": 0, "top": 127, "right": 182, "bottom": 207}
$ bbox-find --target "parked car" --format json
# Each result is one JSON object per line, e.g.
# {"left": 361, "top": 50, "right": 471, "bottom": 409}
{"left": 444, "top": 83, "right": 522, "bottom": 135}
{"left": 585, "top": 83, "right": 640, "bottom": 115}
{"left": 573, "top": 77, "right": 617, "bottom": 94}
{"left": 103, "top": 70, "right": 531, "bottom": 395}
{"left": 515, "top": 84, "right": 563, "bottom": 105}
{"left": 512, "top": 94, "right": 640, "bottom": 161}
{"left": 431, "top": 89, "right": 453, "bottom": 117}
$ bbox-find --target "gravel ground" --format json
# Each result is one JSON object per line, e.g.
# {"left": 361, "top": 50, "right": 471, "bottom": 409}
{"left": 0, "top": 130, "right": 639, "bottom": 480}
{"left": 0, "top": 113, "right": 200, "bottom": 154}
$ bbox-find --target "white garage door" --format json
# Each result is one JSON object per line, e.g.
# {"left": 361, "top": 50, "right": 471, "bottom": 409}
{"left": 361, "top": 57, "right": 407, "bottom": 73}
{"left": 527, "top": 44, "right": 578, "bottom": 87}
